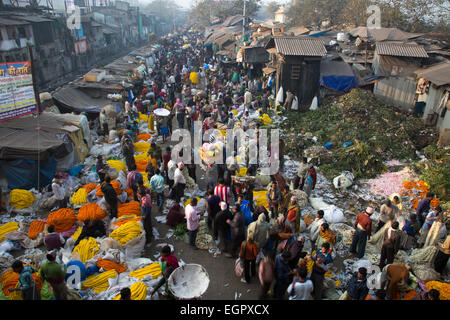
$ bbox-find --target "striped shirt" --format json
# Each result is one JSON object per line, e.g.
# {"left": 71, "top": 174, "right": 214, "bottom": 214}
{"left": 214, "top": 185, "right": 231, "bottom": 204}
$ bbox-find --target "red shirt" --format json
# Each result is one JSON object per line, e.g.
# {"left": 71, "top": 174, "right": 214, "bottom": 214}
{"left": 214, "top": 185, "right": 230, "bottom": 204}
{"left": 162, "top": 152, "right": 171, "bottom": 171}
{"left": 354, "top": 213, "right": 373, "bottom": 238}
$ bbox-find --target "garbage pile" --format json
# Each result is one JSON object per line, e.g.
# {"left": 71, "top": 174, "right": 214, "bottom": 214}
{"left": 282, "top": 89, "right": 438, "bottom": 180}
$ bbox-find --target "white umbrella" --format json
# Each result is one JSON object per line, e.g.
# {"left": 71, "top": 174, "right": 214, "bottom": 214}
{"left": 154, "top": 108, "right": 170, "bottom": 117}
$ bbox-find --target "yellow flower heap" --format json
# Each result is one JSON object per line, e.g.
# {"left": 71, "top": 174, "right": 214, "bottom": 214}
{"left": 258, "top": 113, "right": 272, "bottom": 125}
{"left": 81, "top": 269, "right": 118, "bottom": 293}
{"left": 9, "top": 189, "right": 35, "bottom": 209}
{"left": 112, "top": 282, "right": 148, "bottom": 300}
{"left": 71, "top": 188, "right": 88, "bottom": 205}
{"left": 129, "top": 263, "right": 162, "bottom": 280}
{"left": 0, "top": 222, "right": 19, "bottom": 242}
{"left": 109, "top": 221, "right": 143, "bottom": 246}
{"left": 72, "top": 237, "right": 99, "bottom": 263}
{"left": 106, "top": 160, "right": 126, "bottom": 174}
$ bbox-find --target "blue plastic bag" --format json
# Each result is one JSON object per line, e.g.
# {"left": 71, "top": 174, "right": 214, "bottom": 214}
{"left": 240, "top": 200, "right": 253, "bottom": 226}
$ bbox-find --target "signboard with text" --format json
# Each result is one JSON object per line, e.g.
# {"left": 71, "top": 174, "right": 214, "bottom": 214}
{"left": 0, "top": 61, "right": 38, "bottom": 122}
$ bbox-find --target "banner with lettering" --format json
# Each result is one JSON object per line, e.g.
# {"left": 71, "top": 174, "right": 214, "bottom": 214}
{"left": 0, "top": 61, "right": 38, "bottom": 122}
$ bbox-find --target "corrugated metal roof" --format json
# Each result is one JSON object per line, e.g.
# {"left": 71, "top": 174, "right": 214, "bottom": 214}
{"left": 415, "top": 62, "right": 450, "bottom": 87}
{"left": 266, "top": 37, "right": 327, "bottom": 57}
{"left": 376, "top": 42, "right": 429, "bottom": 58}
{"left": 0, "top": 17, "right": 28, "bottom": 26}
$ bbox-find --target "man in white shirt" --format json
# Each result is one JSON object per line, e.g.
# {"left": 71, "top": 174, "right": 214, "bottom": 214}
{"left": 173, "top": 162, "right": 186, "bottom": 203}
{"left": 51, "top": 178, "right": 66, "bottom": 209}
{"left": 167, "top": 159, "right": 177, "bottom": 188}
{"left": 287, "top": 266, "right": 314, "bottom": 300}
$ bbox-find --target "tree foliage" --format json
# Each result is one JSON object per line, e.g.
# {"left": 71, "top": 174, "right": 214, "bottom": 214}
{"left": 286, "top": 0, "right": 450, "bottom": 33}
{"left": 265, "top": 1, "right": 280, "bottom": 18}
{"left": 190, "top": 0, "right": 262, "bottom": 27}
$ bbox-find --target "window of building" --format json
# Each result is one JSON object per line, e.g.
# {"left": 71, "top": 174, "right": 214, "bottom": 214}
{"left": 18, "top": 27, "right": 26, "bottom": 38}
{"left": 291, "top": 64, "right": 301, "bottom": 80}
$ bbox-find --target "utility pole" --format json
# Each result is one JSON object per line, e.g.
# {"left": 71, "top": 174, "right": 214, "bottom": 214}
{"left": 243, "top": 0, "right": 246, "bottom": 39}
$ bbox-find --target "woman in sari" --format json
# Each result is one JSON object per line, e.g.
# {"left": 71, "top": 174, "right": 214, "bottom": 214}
{"left": 316, "top": 223, "right": 336, "bottom": 249}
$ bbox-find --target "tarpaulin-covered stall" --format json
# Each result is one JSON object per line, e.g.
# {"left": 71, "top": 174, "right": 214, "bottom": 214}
{"left": 0, "top": 112, "right": 89, "bottom": 189}
{"left": 319, "top": 59, "right": 360, "bottom": 93}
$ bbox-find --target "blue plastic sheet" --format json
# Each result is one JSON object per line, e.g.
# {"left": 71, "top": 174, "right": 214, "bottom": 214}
{"left": 0, "top": 156, "right": 57, "bottom": 190}
{"left": 69, "top": 165, "right": 84, "bottom": 177}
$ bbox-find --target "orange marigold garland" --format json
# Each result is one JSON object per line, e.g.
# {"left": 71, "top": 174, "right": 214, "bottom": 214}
{"left": 401, "top": 180, "right": 440, "bottom": 210}
{"left": 97, "top": 258, "right": 126, "bottom": 274}
{"left": 117, "top": 201, "right": 141, "bottom": 218}
{"left": 77, "top": 203, "right": 106, "bottom": 222}
{"left": 82, "top": 183, "right": 97, "bottom": 194}
{"left": 46, "top": 208, "right": 76, "bottom": 233}
{"left": 27, "top": 220, "right": 45, "bottom": 239}
{"left": 96, "top": 180, "right": 122, "bottom": 196}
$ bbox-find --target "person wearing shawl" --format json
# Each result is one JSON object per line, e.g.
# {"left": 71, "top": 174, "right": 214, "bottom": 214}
{"left": 121, "top": 134, "right": 135, "bottom": 172}
{"left": 174, "top": 98, "right": 185, "bottom": 129}
{"left": 303, "top": 163, "right": 317, "bottom": 197}
{"left": 166, "top": 202, "right": 185, "bottom": 227}
{"left": 316, "top": 223, "right": 336, "bottom": 249}
{"left": 309, "top": 210, "right": 325, "bottom": 245}
{"left": 247, "top": 213, "right": 271, "bottom": 251}
{"left": 280, "top": 184, "right": 292, "bottom": 215}
{"left": 285, "top": 196, "right": 301, "bottom": 234}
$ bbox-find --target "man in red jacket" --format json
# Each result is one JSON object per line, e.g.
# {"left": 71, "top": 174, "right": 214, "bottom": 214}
{"left": 350, "top": 207, "right": 374, "bottom": 258}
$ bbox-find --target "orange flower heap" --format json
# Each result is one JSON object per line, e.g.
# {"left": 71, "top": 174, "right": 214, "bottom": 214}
{"left": 46, "top": 208, "right": 76, "bottom": 233}
{"left": 77, "top": 203, "right": 106, "bottom": 222}
{"left": 401, "top": 180, "right": 440, "bottom": 210}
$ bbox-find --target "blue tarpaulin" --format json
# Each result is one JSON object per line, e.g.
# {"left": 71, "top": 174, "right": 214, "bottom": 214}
{"left": 0, "top": 157, "right": 57, "bottom": 190}
{"left": 320, "top": 59, "right": 360, "bottom": 93}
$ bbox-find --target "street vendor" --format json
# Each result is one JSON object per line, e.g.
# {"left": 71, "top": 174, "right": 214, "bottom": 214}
{"left": 150, "top": 245, "right": 180, "bottom": 298}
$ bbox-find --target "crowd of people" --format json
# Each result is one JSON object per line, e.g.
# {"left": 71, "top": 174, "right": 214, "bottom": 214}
{"left": 5, "top": 31, "right": 448, "bottom": 301}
